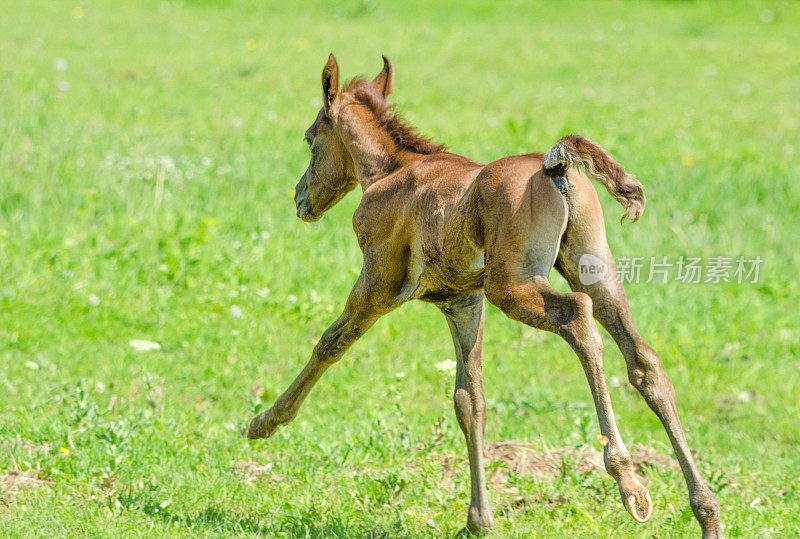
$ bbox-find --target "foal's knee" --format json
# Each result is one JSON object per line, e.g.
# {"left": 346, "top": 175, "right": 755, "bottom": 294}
{"left": 313, "top": 334, "right": 342, "bottom": 365}
{"left": 312, "top": 319, "right": 364, "bottom": 364}
{"left": 453, "top": 386, "right": 484, "bottom": 435}
{"left": 454, "top": 387, "right": 472, "bottom": 429}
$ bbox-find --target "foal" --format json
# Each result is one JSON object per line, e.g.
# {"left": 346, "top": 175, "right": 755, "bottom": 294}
{"left": 247, "top": 54, "right": 722, "bottom": 537}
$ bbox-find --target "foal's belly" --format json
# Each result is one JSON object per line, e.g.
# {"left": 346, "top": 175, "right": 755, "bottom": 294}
{"left": 409, "top": 251, "right": 486, "bottom": 306}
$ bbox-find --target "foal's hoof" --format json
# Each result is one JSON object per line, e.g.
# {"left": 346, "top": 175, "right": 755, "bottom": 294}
{"left": 245, "top": 409, "right": 278, "bottom": 440}
{"left": 622, "top": 488, "right": 653, "bottom": 523}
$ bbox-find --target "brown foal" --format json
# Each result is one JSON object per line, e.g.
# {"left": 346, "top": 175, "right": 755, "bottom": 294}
{"left": 247, "top": 54, "right": 722, "bottom": 537}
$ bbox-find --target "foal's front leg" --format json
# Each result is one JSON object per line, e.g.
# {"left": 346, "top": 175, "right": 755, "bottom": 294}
{"left": 442, "top": 293, "right": 494, "bottom": 533}
{"left": 247, "top": 274, "right": 388, "bottom": 439}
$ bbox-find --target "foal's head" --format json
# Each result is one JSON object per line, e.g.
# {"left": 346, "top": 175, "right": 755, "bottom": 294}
{"left": 293, "top": 54, "right": 388, "bottom": 222}
{"left": 294, "top": 54, "right": 443, "bottom": 222}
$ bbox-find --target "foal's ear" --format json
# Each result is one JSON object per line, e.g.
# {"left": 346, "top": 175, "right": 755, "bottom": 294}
{"left": 321, "top": 53, "right": 339, "bottom": 110}
{"left": 372, "top": 55, "right": 393, "bottom": 98}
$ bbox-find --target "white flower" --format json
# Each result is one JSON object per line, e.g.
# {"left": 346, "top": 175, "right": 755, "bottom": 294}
{"left": 395, "top": 372, "right": 406, "bottom": 379}
{"left": 287, "top": 294, "right": 297, "bottom": 303}
{"left": 88, "top": 294, "right": 100, "bottom": 306}
{"left": 256, "top": 288, "right": 270, "bottom": 298}
{"left": 158, "top": 155, "right": 175, "bottom": 171}
{"left": 53, "top": 58, "right": 68, "bottom": 71}
{"left": 434, "top": 359, "right": 457, "bottom": 376}
{"left": 129, "top": 339, "right": 161, "bottom": 352}
{"left": 25, "top": 361, "right": 39, "bottom": 370}
{"left": 229, "top": 305, "right": 243, "bottom": 318}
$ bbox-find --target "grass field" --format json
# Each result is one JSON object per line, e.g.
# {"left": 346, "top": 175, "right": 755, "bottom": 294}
{"left": 2, "top": 0, "right": 799, "bottom": 536}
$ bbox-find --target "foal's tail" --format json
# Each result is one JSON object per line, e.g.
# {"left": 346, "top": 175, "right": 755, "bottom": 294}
{"left": 542, "top": 134, "right": 646, "bottom": 222}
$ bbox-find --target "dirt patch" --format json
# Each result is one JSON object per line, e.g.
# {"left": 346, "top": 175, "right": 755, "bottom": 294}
{"left": 0, "top": 471, "right": 54, "bottom": 505}
{"left": 504, "top": 493, "right": 570, "bottom": 512}
{"left": 432, "top": 441, "right": 678, "bottom": 492}
{"left": 232, "top": 460, "right": 284, "bottom": 482}
{"left": 20, "top": 440, "right": 52, "bottom": 454}
{"left": 1, "top": 439, "right": 51, "bottom": 455}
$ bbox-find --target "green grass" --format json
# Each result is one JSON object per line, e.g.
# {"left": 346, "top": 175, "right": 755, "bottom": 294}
{"left": 1, "top": 0, "right": 799, "bottom": 536}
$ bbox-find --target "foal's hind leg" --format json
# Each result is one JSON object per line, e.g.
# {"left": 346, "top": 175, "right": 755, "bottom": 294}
{"left": 556, "top": 191, "right": 722, "bottom": 537}
{"left": 485, "top": 270, "right": 652, "bottom": 522}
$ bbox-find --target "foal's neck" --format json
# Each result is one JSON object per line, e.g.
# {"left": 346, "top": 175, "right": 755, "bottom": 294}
{"left": 338, "top": 116, "right": 411, "bottom": 190}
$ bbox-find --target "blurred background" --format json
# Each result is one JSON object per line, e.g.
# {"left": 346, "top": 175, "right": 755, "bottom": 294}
{"left": 1, "top": 1, "right": 798, "bottom": 536}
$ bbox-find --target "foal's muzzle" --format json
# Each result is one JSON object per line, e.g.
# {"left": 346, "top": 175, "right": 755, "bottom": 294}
{"left": 296, "top": 200, "right": 319, "bottom": 222}
{"left": 294, "top": 184, "right": 319, "bottom": 222}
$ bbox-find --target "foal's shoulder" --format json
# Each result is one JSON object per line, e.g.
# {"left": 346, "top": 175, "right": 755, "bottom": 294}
{"left": 352, "top": 169, "right": 409, "bottom": 242}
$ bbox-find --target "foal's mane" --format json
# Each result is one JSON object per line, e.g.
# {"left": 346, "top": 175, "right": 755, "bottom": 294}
{"left": 344, "top": 78, "right": 446, "bottom": 155}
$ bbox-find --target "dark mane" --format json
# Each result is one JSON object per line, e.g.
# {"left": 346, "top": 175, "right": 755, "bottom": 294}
{"left": 344, "top": 78, "right": 446, "bottom": 155}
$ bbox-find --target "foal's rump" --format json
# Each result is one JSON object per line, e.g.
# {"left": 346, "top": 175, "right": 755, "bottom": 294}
{"left": 474, "top": 154, "right": 570, "bottom": 278}
{"left": 475, "top": 132, "right": 645, "bottom": 283}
